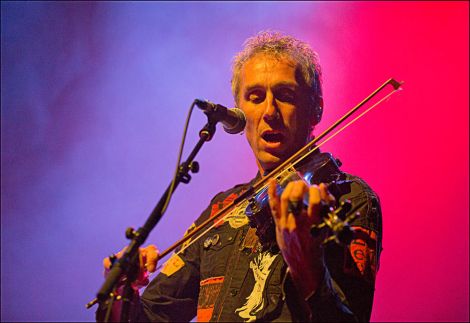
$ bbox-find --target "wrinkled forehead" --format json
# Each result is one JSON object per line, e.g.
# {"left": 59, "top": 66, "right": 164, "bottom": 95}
{"left": 242, "top": 52, "right": 298, "bottom": 72}
{"left": 239, "top": 52, "right": 307, "bottom": 90}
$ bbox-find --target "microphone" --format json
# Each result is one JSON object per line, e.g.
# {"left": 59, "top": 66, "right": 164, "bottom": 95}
{"left": 194, "top": 99, "right": 246, "bottom": 134}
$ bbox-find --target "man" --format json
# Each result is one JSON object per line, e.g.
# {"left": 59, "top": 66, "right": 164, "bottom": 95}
{"left": 99, "top": 31, "right": 382, "bottom": 322}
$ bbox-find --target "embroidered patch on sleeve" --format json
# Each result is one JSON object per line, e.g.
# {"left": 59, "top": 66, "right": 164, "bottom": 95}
{"left": 344, "top": 226, "right": 378, "bottom": 282}
{"left": 197, "top": 276, "right": 225, "bottom": 322}
{"left": 160, "top": 253, "right": 185, "bottom": 277}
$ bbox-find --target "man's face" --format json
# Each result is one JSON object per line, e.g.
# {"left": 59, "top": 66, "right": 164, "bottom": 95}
{"left": 238, "top": 53, "right": 313, "bottom": 173}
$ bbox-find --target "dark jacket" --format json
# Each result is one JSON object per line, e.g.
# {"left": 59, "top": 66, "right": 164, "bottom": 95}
{"left": 98, "top": 152, "right": 382, "bottom": 322}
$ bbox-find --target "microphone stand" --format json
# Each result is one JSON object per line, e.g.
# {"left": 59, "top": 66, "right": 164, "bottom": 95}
{"left": 88, "top": 103, "right": 220, "bottom": 322}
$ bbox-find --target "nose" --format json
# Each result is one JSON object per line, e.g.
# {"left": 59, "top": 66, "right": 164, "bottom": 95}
{"left": 262, "top": 92, "right": 279, "bottom": 122}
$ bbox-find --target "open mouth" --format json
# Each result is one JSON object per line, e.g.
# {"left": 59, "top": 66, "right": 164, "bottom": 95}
{"left": 261, "top": 131, "right": 283, "bottom": 143}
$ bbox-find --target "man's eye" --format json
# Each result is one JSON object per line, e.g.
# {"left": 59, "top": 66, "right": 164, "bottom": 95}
{"left": 247, "top": 91, "right": 265, "bottom": 104}
{"left": 276, "top": 89, "right": 296, "bottom": 103}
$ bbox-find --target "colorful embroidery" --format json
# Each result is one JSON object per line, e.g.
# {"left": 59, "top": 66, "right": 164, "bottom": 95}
{"left": 344, "top": 226, "right": 378, "bottom": 282}
{"left": 235, "top": 252, "right": 279, "bottom": 322}
{"left": 197, "top": 276, "right": 225, "bottom": 322}
{"left": 210, "top": 193, "right": 249, "bottom": 229}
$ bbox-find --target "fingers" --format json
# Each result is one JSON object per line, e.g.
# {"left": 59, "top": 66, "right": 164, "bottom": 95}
{"left": 279, "top": 181, "right": 308, "bottom": 231}
{"left": 289, "top": 181, "right": 309, "bottom": 202}
{"left": 102, "top": 246, "right": 127, "bottom": 271}
{"left": 103, "top": 257, "right": 111, "bottom": 271}
{"left": 319, "top": 183, "right": 335, "bottom": 204}
{"left": 281, "top": 181, "right": 308, "bottom": 213}
{"left": 102, "top": 245, "right": 159, "bottom": 275}
{"left": 279, "top": 181, "right": 295, "bottom": 228}
{"left": 268, "top": 179, "right": 280, "bottom": 221}
{"left": 308, "top": 184, "right": 321, "bottom": 222}
{"left": 141, "top": 245, "right": 159, "bottom": 273}
{"left": 308, "top": 183, "right": 335, "bottom": 223}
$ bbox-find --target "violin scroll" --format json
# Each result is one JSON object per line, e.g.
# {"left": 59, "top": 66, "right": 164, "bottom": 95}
{"left": 310, "top": 199, "right": 359, "bottom": 246}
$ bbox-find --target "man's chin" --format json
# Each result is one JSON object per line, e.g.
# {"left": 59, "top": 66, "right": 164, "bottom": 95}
{"left": 258, "top": 153, "right": 285, "bottom": 174}
{"left": 257, "top": 145, "right": 303, "bottom": 173}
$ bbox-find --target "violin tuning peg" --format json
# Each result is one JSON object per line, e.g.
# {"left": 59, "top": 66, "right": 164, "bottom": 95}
{"left": 335, "top": 199, "right": 352, "bottom": 219}
{"left": 340, "top": 199, "right": 352, "bottom": 208}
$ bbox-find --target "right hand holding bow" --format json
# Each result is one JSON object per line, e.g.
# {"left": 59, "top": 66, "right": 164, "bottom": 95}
{"left": 102, "top": 245, "right": 159, "bottom": 289}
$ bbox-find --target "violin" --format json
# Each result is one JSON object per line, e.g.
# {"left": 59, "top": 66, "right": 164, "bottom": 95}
{"left": 156, "top": 78, "right": 403, "bottom": 261}
{"left": 245, "top": 150, "right": 356, "bottom": 252}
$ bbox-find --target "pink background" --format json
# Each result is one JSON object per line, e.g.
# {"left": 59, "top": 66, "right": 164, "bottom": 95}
{"left": 1, "top": 2, "right": 468, "bottom": 321}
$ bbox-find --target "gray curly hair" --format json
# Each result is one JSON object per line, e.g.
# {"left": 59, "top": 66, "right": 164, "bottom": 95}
{"left": 231, "top": 31, "right": 324, "bottom": 125}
